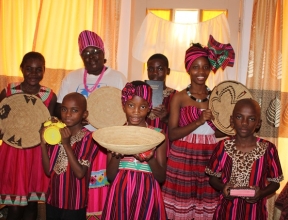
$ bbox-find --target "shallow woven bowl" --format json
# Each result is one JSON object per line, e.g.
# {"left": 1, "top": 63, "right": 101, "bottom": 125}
{"left": 209, "top": 80, "right": 253, "bottom": 136}
{"left": 0, "top": 94, "right": 50, "bottom": 148}
{"left": 92, "top": 126, "right": 165, "bottom": 155}
{"left": 87, "top": 86, "right": 126, "bottom": 129}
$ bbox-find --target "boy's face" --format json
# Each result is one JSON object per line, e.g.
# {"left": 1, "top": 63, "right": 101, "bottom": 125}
{"left": 230, "top": 101, "right": 262, "bottom": 137}
{"left": 147, "top": 58, "right": 170, "bottom": 81}
{"left": 61, "top": 97, "right": 88, "bottom": 127}
{"left": 123, "top": 95, "right": 150, "bottom": 127}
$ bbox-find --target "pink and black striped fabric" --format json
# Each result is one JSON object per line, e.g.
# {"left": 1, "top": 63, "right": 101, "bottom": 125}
{"left": 185, "top": 35, "right": 235, "bottom": 73}
{"left": 78, "top": 30, "right": 105, "bottom": 54}
{"left": 121, "top": 82, "right": 152, "bottom": 109}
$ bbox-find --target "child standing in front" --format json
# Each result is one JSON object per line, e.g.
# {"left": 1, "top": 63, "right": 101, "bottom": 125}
{"left": 40, "top": 92, "right": 98, "bottom": 220}
{"left": 101, "top": 81, "right": 167, "bottom": 220}
{"left": 205, "top": 98, "right": 283, "bottom": 220}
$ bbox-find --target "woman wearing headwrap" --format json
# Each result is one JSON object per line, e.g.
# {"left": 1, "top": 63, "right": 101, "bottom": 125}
{"left": 161, "top": 35, "right": 235, "bottom": 220}
{"left": 55, "top": 30, "right": 127, "bottom": 219}
{"left": 102, "top": 81, "right": 167, "bottom": 220}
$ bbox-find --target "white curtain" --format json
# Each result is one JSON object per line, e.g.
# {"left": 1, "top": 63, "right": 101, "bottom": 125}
{"left": 132, "top": 12, "right": 232, "bottom": 91}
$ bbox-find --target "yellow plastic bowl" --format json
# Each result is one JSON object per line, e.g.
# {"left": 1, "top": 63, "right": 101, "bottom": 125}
{"left": 44, "top": 126, "right": 61, "bottom": 145}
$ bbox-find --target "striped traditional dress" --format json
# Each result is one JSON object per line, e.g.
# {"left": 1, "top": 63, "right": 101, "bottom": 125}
{"left": 205, "top": 137, "right": 283, "bottom": 220}
{"left": 162, "top": 106, "right": 219, "bottom": 220}
{"left": 101, "top": 127, "right": 166, "bottom": 220}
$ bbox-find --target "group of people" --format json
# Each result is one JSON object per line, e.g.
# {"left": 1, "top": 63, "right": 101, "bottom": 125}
{"left": 0, "top": 30, "right": 284, "bottom": 220}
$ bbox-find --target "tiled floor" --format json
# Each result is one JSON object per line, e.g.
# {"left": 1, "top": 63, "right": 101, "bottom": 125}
{"left": 0, "top": 203, "right": 46, "bottom": 220}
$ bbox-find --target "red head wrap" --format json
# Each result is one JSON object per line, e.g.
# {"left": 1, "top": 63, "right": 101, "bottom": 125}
{"left": 185, "top": 35, "right": 235, "bottom": 73}
{"left": 121, "top": 82, "right": 152, "bottom": 108}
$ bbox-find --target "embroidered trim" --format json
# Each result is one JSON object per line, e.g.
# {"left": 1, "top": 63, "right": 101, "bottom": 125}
{"left": 267, "top": 175, "right": 284, "bottom": 183}
{"left": 78, "top": 159, "right": 90, "bottom": 167}
{"left": 225, "top": 139, "right": 267, "bottom": 187}
{"left": 70, "top": 129, "right": 86, "bottom": 145}
{"left": 53, "top": 144, "right": 68, "bottom": 175}
{"left": 163, "top": 87, "right": 174, "bottom": 98}
{"left": 205, "top": 167, "right": 221, "bottom": 177}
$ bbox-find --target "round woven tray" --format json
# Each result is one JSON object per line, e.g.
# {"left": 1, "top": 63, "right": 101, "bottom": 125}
{"left": 0, "top": 94, "right": 50, "bottom": 148}
{"left": 209, "top": 80, "right": 253, "bottom": 135}
{"left": 87, "top": 86, "right": 126, "bottom": 129}
{"left": 92, "top": 126, "right": 165, "bottom": 155}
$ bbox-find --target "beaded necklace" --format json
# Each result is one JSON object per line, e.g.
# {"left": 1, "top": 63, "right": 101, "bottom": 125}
{"left": 186, "top": 84, "right": 211, "bottom": 102}
{"left": 83, "top": 66, "right": 106, "bottom": 93}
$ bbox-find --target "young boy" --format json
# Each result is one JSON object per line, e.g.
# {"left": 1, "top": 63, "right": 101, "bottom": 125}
{"left": 40, "top": 92, "right": 98, "bottom": 220}
{"left": 146, "top": 54, "right": 177, "bottom": 156}
{"left": 205, "top": 98, "right": 283, "bottom": 220}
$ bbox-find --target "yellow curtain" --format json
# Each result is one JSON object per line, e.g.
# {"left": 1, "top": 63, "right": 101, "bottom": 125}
{"left": 247, "top": 0, "right": 287, "bottom": 193}
{"left": 0, "top": 0, "right": 121, "bottom": 94}
{"left": 0, "top": 0, "right": 40, "bottom": 77}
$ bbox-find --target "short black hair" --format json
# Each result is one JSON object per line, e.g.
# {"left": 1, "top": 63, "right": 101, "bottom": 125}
{"left": 147, "top": 53, "right": 169, "bottom": 67}
{"left": 63, "top": 92, "right": 87, "bottom": 110}
{"left": 20, "top": 52, "right": 45, "bottom": 68}
{"left": 130, "top": 80, "right": 150, "bottom": 87}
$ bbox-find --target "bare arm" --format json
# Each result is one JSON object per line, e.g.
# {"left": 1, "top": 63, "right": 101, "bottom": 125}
{"left": 147, "top": 138, "right": 167, "bottom": 184}
{"left": 40, "top": 128, "right": 51, "bottom": 176}
{"left": 0, "top": 89, "right": 7, "bottom": 102}
{"left": 48, "top": 92, "right": 57, "bottom": 116}
{"left": 209, "top": 176, "right": 234, "bottom": 200}
{"left": 168, "top": 92, "right": 210, "bottom": 141}
{"left": 106, "top": 152, "right": 122, "bottom": 182}
{"left": 60, "top": 127, "right": 88, "bottom": 179}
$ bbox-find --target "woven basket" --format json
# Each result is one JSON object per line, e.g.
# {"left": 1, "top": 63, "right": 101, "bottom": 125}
{"left": 92, "top": 126, "right": 165, "bottom": 155}
{"left": 87, "top": 86, "right": 126, "bottom": 129}
{"left": 0, "top": 94, "right": 50, "bottom": 148}
{"left": 209, "top": 80, "right": 253, "bottom": 135}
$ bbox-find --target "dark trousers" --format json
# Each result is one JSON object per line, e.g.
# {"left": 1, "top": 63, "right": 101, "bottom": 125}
{"left": 46, "top": 203, "right": 86, "bottom": 220}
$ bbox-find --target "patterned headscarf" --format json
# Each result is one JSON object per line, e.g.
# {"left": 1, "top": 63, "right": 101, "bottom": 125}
{"left": 185, "top": 35, "right": 235, "bottom": 73}
{"left": 121, "top": 81, "right": 153, "bottom": 108}
{"left": 78, "top": 30, "right": 105, "bottom": 54}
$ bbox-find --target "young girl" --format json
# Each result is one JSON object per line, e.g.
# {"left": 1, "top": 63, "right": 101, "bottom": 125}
{"left": 101, "top": 81, "right": 167, "bottom": 220}
{"left": 205, "top": 98, "right": 283, "bottom": 220}
{"left": 40, "top": 92, "right": 98, "bottom": 220}
{"left": 161, "top": 36, "right": 235, "bottom": 220}
{"left": 0, "top": 51, "right": 57, "bottom": 220}
{"left": 146, "top": 53, "right": 177, "bottom": 156}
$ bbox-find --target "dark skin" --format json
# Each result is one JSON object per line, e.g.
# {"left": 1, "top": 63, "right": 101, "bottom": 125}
{"left": 147, "top": 58, "right": 170, "bottom": 124}
{"left": 41, "top": 93, "right": 89, "bottom": 179}
{"left": 0, "top": 58, "right": 57, "bottom": 115}
{"left": 106, "top": 95, "right": 167, "bottom": 184}
{"left": 209, "top": 99, "right": 280, "bottom": 203}
{"left": 1, "top": 57, "right": 56, "bottom": 220}
{"left": 168, "top": 56, "right": 223, "bottom": 141}
{"left": 54, "top": 46, "right": 106, "bottom": 119}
